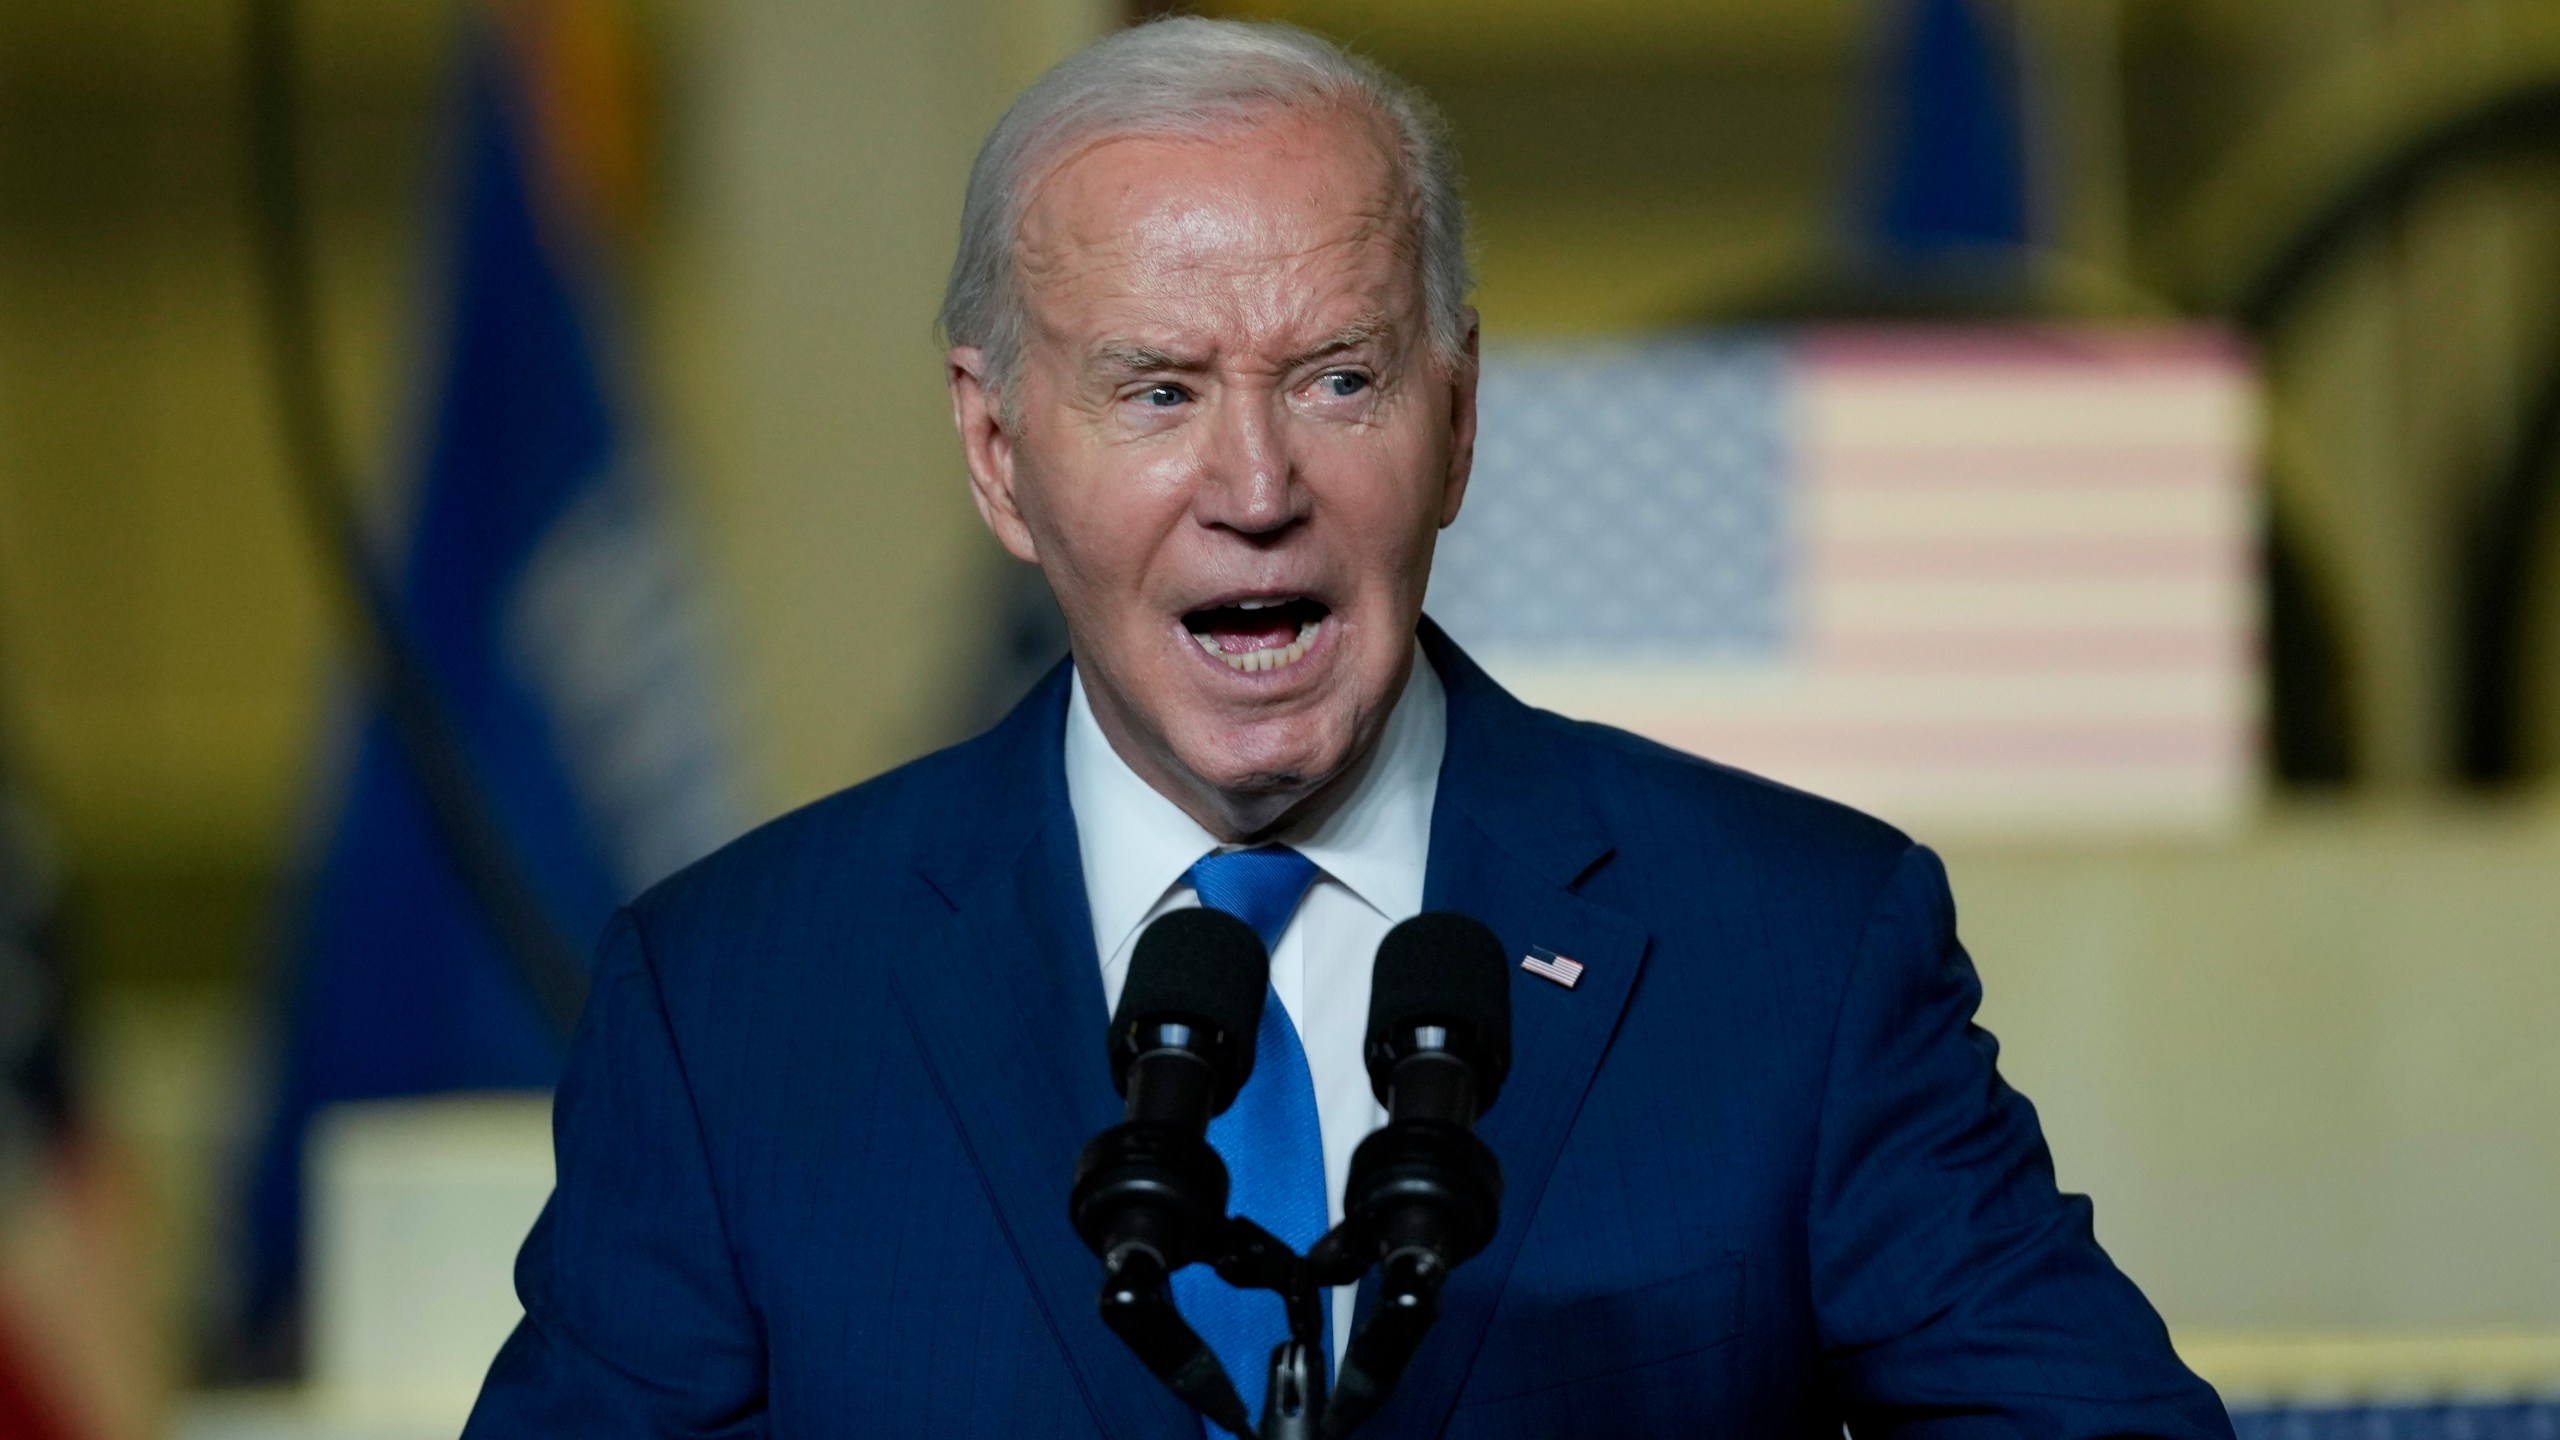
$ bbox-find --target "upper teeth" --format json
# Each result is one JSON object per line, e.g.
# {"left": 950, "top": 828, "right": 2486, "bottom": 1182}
{"left": 1193, "top": 615, "right": 1323, "bottom": 673}
{"left": 1236, "top": 597, "right": 1290, "bottom": 610}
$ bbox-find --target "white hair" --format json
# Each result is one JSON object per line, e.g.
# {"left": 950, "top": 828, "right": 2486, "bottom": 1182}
{"left": 938, "top": 17, "right": 1472, "bottom": 413}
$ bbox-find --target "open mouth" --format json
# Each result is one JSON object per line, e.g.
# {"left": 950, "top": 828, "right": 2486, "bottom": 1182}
{"left": 1181, "top": 596, "right": 1330, "bottom": 674}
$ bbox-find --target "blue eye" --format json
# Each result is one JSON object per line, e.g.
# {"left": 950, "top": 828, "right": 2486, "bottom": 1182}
{"left": 1321, "top": 372, "right": 1370, "bottom": 398}
{"left": 1140, "top": 383, "right": 1189, "bottom": 408}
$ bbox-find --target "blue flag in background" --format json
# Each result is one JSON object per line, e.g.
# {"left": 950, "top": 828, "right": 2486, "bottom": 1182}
{"left": 238, "top": 10, "right": 735, "bottom": 1364}
{"left": 1860, "top": 0, "right": 2035, "bottom": 264}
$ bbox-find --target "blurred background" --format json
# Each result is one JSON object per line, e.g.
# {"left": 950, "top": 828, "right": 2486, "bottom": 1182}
{"left": 1, "top": 0, "right": 2556, "bottom": 1436}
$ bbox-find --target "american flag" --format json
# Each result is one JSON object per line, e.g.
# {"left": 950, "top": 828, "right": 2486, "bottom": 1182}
{"left": 1430, "top": 328, "right": 2259, "bottom": 839}
{"left": 1520, "top": 947, "right": 1585, "bottom": 989}
{"left": 1, "top": 790, "right": 159, "bottom": 1440}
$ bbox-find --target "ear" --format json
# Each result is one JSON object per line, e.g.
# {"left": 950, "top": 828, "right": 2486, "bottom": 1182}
{"left": 1436, "top": 309, "right": 1482, "bottom": 529}
{"left": 948, "top": 345, "right": 1041, "bottom": 564}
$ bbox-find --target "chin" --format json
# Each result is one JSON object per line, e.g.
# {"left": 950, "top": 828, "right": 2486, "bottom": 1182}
{"left": 1177, "top": 711, "right": 1355, "bottom": 804}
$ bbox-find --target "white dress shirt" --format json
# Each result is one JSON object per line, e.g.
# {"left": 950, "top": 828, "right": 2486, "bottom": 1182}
{"left": 1065, "top": 646, "right": 1446, "bottom": 1360}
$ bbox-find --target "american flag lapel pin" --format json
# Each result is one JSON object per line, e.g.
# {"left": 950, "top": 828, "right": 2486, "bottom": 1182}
{"left": 1520, "top": 945, "right": 1584, "bottom": 989}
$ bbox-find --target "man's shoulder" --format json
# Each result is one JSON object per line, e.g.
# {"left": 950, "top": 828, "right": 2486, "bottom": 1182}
{"left": 1425, "top": 625, "right": 1914, "bottom": 902}
{"left": 625, "top": 719, "right": 1027, "bottom": 948}
{"left": 1497, "top": 698, "right": 1916, "bottom": 884}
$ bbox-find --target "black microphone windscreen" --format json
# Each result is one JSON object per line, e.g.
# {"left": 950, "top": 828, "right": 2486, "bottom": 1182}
{"left": 1367, "top": 912, "right": 1512, "bottom": 1093}
{"left": 1117, "top": 906, "right": 1269, "bottom": 1074}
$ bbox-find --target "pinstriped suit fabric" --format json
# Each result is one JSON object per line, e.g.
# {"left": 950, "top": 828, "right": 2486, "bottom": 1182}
{"left": 465, "top": 624, "right": 2231, "bottom": 1440}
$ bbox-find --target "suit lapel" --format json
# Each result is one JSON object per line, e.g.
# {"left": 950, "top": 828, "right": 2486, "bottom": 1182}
{"left": 891, "top": 633, "right": 1649, "bottom": 1437}
{"left": 890, "top": 666, "right": 1198, "bottom": 1438}
{"left": 1359, "top": 624, "right": 1652, "bottom": 1436}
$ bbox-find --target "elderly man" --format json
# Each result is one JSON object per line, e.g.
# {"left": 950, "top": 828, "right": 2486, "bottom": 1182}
{"left": 467, "top": 18, "right": 2229, "bottom": 1440}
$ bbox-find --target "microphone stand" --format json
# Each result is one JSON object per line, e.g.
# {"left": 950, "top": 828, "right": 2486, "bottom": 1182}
{"left": 1302, "top": 1230, "right": 1444, "bottom": 1439}
{"left": 1094, "top": 1204, "right": 1464, "bottom": 1440}
{"left": 1083, "top": 1213, "right": 1329, "bottom": 1439}
{"left": 1095, "top": 1246, "right": 1251, "bottom": 1436}
{"left": 1207, "top": 1218, "right": 1329, "bottom": 1440}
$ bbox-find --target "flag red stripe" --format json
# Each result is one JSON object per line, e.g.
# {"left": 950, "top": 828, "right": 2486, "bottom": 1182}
{"left": 1817, "top": 630, "right": 2252, "bottom": 670}
{"left": 1812, "top": 451, "right": 2238, "bottom": 486}
{"left": 1645, "top": 720, "right": 2246, "bottom": 768}
{"left": 1813, "top": 536, "right": 2246, "bottom": 581}
{"left": 0, "top": 1306, "right": 83, "bottom": 1440}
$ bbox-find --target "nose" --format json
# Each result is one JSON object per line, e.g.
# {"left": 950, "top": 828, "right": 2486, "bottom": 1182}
{"left": 1191, "top": 386, "right": 1302, "bottom": 538}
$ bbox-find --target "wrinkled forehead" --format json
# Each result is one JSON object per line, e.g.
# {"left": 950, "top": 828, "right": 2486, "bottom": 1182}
{"left": 1012, "top": 103, "right": 1425, "bottom": 350}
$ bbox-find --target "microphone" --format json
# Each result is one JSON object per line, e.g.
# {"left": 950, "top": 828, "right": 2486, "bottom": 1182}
{"left": 1364, "top": 912, "right": 1513, "bottom": 1131}
{"left": 1070, "top": 907, "right": 1269, "bottom": 1437}
{"left": 1317, "top": 913, "right": 1510, "bottom": 1437}
{"left": 1105, "top": 907, "right": 1266, "bottom": 1138}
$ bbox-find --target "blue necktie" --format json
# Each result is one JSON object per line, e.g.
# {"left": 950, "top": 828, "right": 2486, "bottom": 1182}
{"left": 1173, "top": 845, "right": 1330, "bottom": 1427}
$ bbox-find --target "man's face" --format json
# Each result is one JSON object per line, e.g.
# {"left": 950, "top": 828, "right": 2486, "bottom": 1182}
{"left": 950, "top": 104, "right": 1478, "bottom": 839}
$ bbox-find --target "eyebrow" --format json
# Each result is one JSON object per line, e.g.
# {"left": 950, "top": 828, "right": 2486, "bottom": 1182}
{"left": 1279, "top": 314, "right": 1394, "bottom": 372}
{"left": 1082, "top": 314, "right": 1400, "bottom": 380}
{"left": 1087, "top": 341, "right": 1202, "bottom": 377}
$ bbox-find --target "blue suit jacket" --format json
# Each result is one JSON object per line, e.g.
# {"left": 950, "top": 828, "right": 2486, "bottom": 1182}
{"left": 466, "top": 623, "right": 2231, "bottom": 1439}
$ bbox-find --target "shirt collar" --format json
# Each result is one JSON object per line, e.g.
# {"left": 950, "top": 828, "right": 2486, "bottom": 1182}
{"left": 1279, "top": 650, "right": 1441, "bottom": 924}
{"left": 1063, "top": 643, "right": 1445, "bottom": 968}
{"left": 1064, "top": 674, "right": 1219, "bottom": 974}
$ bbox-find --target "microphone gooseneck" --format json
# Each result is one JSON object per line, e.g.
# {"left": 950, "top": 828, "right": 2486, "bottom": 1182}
{"left": 1071, "top": 907, "right": 1272, "bottom": 1437}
